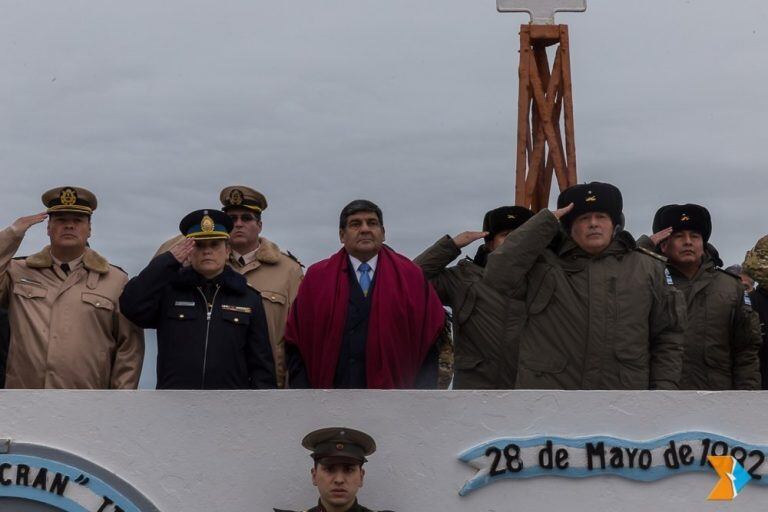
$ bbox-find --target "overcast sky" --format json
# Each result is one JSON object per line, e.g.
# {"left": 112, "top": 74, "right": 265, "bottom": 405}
{"left": 1, "top": 0, "right": 766, "bottom": 387}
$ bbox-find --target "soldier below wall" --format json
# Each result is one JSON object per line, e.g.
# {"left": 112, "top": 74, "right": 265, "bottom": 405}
{"left": 743, "top": 235, "right": 768, "bottom": 389}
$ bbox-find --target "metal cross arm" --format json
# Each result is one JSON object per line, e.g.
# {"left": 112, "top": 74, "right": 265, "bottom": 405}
{"left": 498, "top": 0, "right": 586, "bottom": 25}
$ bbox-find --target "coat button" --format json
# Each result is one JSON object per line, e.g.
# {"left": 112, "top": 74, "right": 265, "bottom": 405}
{"left": 271, "top": 296, "right": 276, "bottom": 300}
{"left": 179, "top": 314, "right": 185, "bottom": 319}
{"left": 27, "top": 292, "right": 32, "bottom": 297}
{"left": 234, "top": 318, "right": 239, "bottom": 323}
{"left": 95, "top": 302, "right": 101, "bottom": 307}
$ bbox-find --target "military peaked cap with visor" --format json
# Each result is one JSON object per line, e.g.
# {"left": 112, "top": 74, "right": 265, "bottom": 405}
{"left": 652, "top": 203, "right": 712, "bottom": 243}
{"left": 302, "top": 427, "right": 377, "bottom": 465}
{"left": 220, "top": 186, "right": 268, "bottom": 213}
{"left": 179, "top": 209, "right": 234, "bottom": 240}
{"left": 556, "top": 181, "right": 623, "bottom": 230}
{"left": 42, "top": 186, "right": 98, "bottom": 215}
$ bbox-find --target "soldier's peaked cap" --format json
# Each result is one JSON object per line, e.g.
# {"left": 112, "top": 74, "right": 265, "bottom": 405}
{"left": 42, "top": 186, "right": 97, "bottom": 215}
{"left": 557, "top": 181, "right": 623, "bottom": 229}
{"left": 220, "top": 186, "right": 267, "bottom": 213}
{"left": 302, "top": 427, "right": 376, "bottom": 465}
{"left": 653, "top": 203, "right": 712, "bottom": 243}
{"left": 179, "top": 209, "right": 233, "bottom": 240}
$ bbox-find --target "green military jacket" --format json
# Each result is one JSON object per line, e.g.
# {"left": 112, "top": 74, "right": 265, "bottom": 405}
{"left": 414, "top": 236, "right": 525, "bottom": 389}
{"left": 274, "top": 500, "right": 392, "bottom": 512}
{"left": 637, "top": 236, "right": 762, "bottom": 390}
{"left": 485, "top": 210, "right": 686, "bottom": 390}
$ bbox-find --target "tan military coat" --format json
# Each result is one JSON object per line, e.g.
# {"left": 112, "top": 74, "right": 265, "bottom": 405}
{"left": 155, "top": 235, "right": 303, "bottom": 387}
{"left": 0, "top": 227, "right": 144, "bottom": 389}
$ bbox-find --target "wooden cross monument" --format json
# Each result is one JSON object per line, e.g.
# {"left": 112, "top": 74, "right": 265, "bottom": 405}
{"left": 498, "top": 0, "right": 586, "bottom": 211}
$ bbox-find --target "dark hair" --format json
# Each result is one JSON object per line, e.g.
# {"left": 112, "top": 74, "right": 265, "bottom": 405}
{"left": 339, "top": 200, "right": 383, "bottom": 229}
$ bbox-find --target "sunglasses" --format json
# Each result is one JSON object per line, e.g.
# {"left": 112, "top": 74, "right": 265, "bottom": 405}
{"left": 228, "top": 213, "right": 259, "bottom": 223}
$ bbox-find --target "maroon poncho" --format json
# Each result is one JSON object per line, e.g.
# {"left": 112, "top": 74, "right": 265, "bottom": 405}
{"left": 284, "top": 246, "right": 445, "bottom": 389}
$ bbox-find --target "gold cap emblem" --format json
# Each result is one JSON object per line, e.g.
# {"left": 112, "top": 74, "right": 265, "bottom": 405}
{"left": 230, "top": 189, "right": 243, "bottom": 206}
{"left": 336, "top": 443, "right": 345, "bottom": 450}
{"left": 506, "top": 214, "right": 516, "bottom": 219}
{"left": 201, "top": 215, "right": 215, "bottom": 233}
{"left": 585, "top": 195, "right": 597, "bottom": 203}
{"left": 60, "top": 188, "right": 77, "bottom": 206}
{"left": 680, "top": 214, "right": 690, "bottom": 222}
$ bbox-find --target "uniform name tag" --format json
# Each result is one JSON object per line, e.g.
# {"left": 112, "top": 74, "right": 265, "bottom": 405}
{"left": 664, "top": 268, "right": 674, "bottom": 286}
{"left": 744, "top": 292, "right": 752, "bottom": 307}
{"left": 222, "top": 305, "right": 251, "bottom": 314}
{"left": 18, "top": 278, "right": 44, "bottom": 287}
{"left": 174, "top": 301, "right": 196, "bottom": 307}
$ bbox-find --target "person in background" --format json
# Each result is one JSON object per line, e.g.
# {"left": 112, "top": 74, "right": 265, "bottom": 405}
{"left": 414, "top": 206, "right": 533, "bottom": 389}
{"left": 743, "top": 235, "right": 768, "bottom": 389}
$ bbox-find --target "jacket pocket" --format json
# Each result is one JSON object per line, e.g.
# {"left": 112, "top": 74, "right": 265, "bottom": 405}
{"left": 260, "top": 291, "right": 286, "bottom": 305}
{"left": 13, "top": 282, "right": 48, "bottom": 300}
{"left": 81, "top": 292, "right": 114, "bottom": 311}
{"left": 614, "top": 346, "right": 649, "bottom": 389}
{"left": 222, "top": 310, "right": 251, "bottom": 326}
{"left": 520, "top": 354, "right": 567, "bottom": 374}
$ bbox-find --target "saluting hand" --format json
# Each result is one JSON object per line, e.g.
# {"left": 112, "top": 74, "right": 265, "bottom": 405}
{"left": 169, "top": 238, "right": 196, "bottom": 265}
{"left": 553, "top": 203, "right": 574, "bottom": 220}
{"left": 10, "top": 212, "right": 48, "bottom": 236}
{"left": 649, "top": 227, "right": 673, "bottom": 246}
{"left": 451, "top": 231, "right": 488, "bottom": 249}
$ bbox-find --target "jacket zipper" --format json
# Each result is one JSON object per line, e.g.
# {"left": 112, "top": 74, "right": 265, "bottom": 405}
{"left": 197, "top": 285, "right": 220, "bottom": 389}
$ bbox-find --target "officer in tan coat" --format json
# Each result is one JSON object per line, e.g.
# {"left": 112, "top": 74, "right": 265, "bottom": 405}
{"left": 155, "top": 186, "right": 303, "bottom": 387}
{"left": 0, "top": 186, "right": 144, "bottom": 389}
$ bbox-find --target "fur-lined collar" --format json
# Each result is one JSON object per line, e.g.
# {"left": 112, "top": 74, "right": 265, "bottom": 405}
{"left": 232, "top": 237, "right": 282, "bottom": 266}
{"left": 25, "top": 246, "right": 110, "bottom": 274}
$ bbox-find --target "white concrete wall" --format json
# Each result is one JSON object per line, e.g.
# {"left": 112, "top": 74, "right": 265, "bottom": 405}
{"left": 0, "top": 390, "right": 766, "bottom": 511}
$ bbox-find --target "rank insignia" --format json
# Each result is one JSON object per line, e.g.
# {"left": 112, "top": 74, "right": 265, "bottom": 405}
{"left": 680, "top": 214, "right": 690, "bottom": 222}
{"left": 230, "top": 189, "right": 243, "bottom": 205}
{"left": 201, "top": 215, "right": 215, "bottom": 233}
{"left": 60, "top": 188, "right": 77, "bottom": 206}
{"left": 222, "top": 305, "right": 252, "bottom": 314}
{"left": 507, "top": 214, "right": 516, "bottom": 219}
{"left": 585, "top": 191, "right": 597, "bottom": 202}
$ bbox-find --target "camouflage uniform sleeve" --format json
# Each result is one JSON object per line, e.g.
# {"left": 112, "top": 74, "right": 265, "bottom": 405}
{"left": 0, "top": 226, "right": 24, "bottom": 307}
{"left": 413, "top": 235, "right": 462, "bottom": 305}
{"left": 732, "top": 291, "right": 762, "bottom": 390}
{"left": 648, "top": 265, "right": 686, "bottom": 390}
{"left": 483, "top": 209, "right": 560, "bottom": 299}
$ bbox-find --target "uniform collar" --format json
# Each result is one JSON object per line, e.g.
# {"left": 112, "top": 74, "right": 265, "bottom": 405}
{"left": 175, "top": 265, "right": 249, "bottom": 294}
{"left": 26, "top": 246, "right": 110, "bottom": 274}
{"left": 231, "top": 236, "right": 282, "bottom": 267}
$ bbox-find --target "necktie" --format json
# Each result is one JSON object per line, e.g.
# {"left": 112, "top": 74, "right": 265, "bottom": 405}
{"left": 358, "top": 262, "right": 371, "bottom": 296}
{"left": 60, "top": 263, "right": 70, "bottom": 276}
{"left": 238, "top": 256, "right": 246, "bottom": 266}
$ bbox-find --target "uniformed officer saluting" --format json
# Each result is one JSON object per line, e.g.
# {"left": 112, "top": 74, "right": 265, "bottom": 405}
{"left": 274, "top": 427, "right": 394, "bottom": 512}
{"left": 0, "top": 186, "right": 144, "bottom": 388}
{"left": 640, "top": 204, "right": 761, "bottom": 389}
{"left": 485, "top": 182, "right": 686, "bottom": 390}
{"left": 120, "top": 209, "right": 276, "bottom": 389}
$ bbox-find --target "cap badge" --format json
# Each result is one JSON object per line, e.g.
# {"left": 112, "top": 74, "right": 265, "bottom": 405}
{"left": 230, "top": 189, "right": 243, "bottom": 206}
{"left": 336, "top": 443, "right": 344, "bottom": 450}
{"left": 585, "top": 195, "right": 597, "bottom": 203}
{"left": 60, "top": 188, "right": 77, "bottom": 206}
{"left": 680, "top": 214, "right": 690, "bottom": 222}
{"left": 507, "top": 214, "right": 516, "bottom": 219}
{"left": 201, "top": 215, "right": 215, "bottom": 233}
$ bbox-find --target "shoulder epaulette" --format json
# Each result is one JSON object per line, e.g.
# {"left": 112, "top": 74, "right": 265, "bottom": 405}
{"left": 246, "top": 283, "right": 263, "bottom": 294}
{"left": 716, "top": 267, "right": 741, "bottom": 280}
{"left": 109, "top": 263, "right": 128, "bottom": 275}
{"left": 284, "top": 250, "right": 304, "bottom": 268}
{"left": 635, "top": 246, "right": 668, "bottom": 263}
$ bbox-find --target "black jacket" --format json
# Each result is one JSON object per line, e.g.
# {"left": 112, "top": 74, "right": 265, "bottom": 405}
{"left": 751, "top": 286, "right": 768, "bottom": 389}
{"left": 120, "top": 252, "right": 276, "bottom": 389}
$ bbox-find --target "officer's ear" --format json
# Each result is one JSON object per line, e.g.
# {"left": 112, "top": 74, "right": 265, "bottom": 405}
{"left": 359, "top": 466, "right": 365, "bottom": 487}
{"left": 311, "top": 466, "right": 318, "bottom": 487}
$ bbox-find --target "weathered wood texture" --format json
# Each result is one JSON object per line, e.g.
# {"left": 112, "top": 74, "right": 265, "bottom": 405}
{"left": 515, "top": 24, "right": 578, "bottom": 211}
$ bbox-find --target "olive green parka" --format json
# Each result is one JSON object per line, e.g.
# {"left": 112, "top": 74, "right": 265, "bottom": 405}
{"left": 485, "top": 210, "right": 687, "bottom": 390}
{"left": 414, "top": 236, "right": 525, "bottom": 388}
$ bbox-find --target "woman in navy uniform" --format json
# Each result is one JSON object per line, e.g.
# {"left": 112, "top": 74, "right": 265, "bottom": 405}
{"left": 120, "top": 209, "right": 275, "bottom": 389}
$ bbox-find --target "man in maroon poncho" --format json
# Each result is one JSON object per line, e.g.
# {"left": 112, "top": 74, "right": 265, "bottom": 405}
{"left": 284, "top": 200, "right": 445, "bottom": 389}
